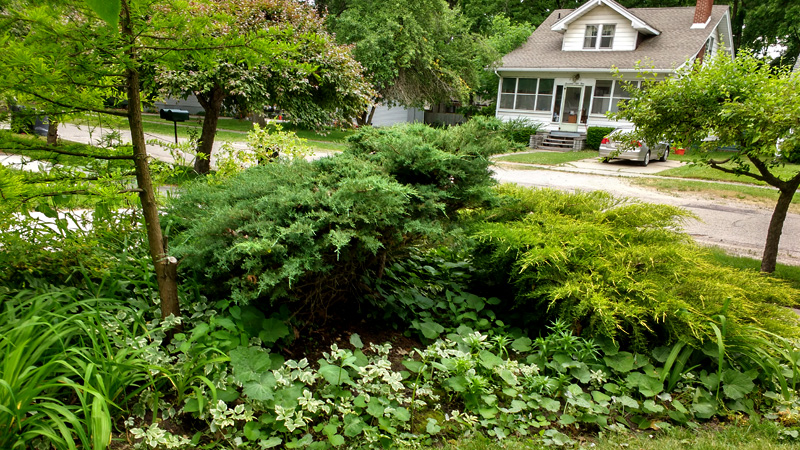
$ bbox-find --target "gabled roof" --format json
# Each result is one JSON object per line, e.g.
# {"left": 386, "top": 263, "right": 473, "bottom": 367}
{"left": 500, "top": 5, "right": 730, "bottom": 73}
{"left": 551, "top": 0, "right": 660, "bottom": 36}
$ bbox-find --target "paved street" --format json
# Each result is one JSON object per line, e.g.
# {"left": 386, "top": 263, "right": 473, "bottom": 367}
{"left": 492, "top": 158, "right": 800, "bottom": 266}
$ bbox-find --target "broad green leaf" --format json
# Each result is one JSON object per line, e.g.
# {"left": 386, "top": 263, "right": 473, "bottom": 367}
{"left": 416, "top": 320, "right": 445, "bottom": 339}
{"left": 244, "top": 421, "right": 262, "bottom": 440}
{"left": 260, "top": 318, "right": 290, "bottom": 344}
{"left": 559, "top": 413, "right": 576, "bottom": 425}
{"left": 604, "top": 352, "right": 635, "bottom": 373}
{"left": 540, "top": 397, "right": 561, "bottom": 412}
{"left": 230, "top": 347, "right": 272, "bottom": 383}
{"left": 402, "top": 360, "right": 424, "bottom": 373}
{"left": 642, "top": 399, "right": 664, "bottom": 413}
{"left": 318, "top": 364, "right": 351, "bottom": 386}
{"left": 285, "top": 434, "right": 313, "bottom": 448}
{"left": 445, "top": 376, "right": 468, "bottom": 392}
{"left": 328, "top": 434, "right": 345, "bottom": 447}
{"left": 426, "top": 418, "right": 441, "bottom": 434}
{"left": 479, "top": 350, "right": 504, "bottom": 369}
{"left": 591, "top": 391, "right": 611, "bottom": 403}
{"left": 261, "top": 437, "right": 282, "bottom": 448}
{"left": 84, "top": 0, "right": 121, "bottom": 27}
{"left": 615, "top": 395, "right": 639, "bottom": 409}
{"left": 343, "top": 415, "right": 365, "bottom": 437}
{"left": 393, "top": 407, "right": 411, "bottom": 422}
{"left": 498, "top": 368, "right": 518, "bottom": 386}
{"left": 243, "top": 372, "right": 277, "bottom": 401}
{"left": 511, "top": 336, "right": 532, "bottom": 352}
{"left": 692, "top": 400, "right": 717, "bottom": 419}
{"left": 349, "top": 333, "right": 364, "bottom": 349}
{"left": 721, "top": 369, "right": 756, "bottom": 400}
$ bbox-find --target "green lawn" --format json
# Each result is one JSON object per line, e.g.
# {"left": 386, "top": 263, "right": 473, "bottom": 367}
{"left": 632, "top": 177, "right": 800, "bottom": 213}
{"left": 70, "top": 113, "right": 354, "bottom": 151}
{"left": 495, "top": 150, "right": 597, "bottom": 165}
{"left": 704, "top": 246, "right": 800, "bottom": 289}
{"left": 659, "top": 150, "right": 800, "bottom": 186}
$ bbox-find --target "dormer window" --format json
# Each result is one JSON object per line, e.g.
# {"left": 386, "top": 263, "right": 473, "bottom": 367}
{"left": 583, "top": 24, "right": 616, "bottom": 49}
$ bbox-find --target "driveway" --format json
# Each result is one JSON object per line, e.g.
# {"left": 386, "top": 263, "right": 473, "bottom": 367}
{"left": 492, "top": 160, "right": 800, "bottom": 266}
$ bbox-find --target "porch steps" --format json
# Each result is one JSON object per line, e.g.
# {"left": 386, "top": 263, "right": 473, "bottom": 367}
{"left": 530, "top": 131, "right": 586, "bottom": 152}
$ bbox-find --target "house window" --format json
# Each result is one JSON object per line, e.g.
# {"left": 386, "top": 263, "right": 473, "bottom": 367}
{"left": 584, "top": 24, "right": 615, "bottom": 49}
{"left": 583, "top": 25, "right": 598, "bottom": 48}
{"left": 498, "top": 77, "right": 555, "bottom": 111}
{"left": 515, "top": 78, "right": 537, "bottom": 110}
{"left": 600, "top": 25, "right": 615, "bottom": 49}
{"left": 591, "top": 80, "right": 640, "bottom": 114}
{"left": 704, "top": 36, "right": 714, "bottom": 57}
{"left": 535, "top": 79, "right": 554, "bottom": 111}
{"left": 500, "top": 78, "right": 516, "bottom": 109}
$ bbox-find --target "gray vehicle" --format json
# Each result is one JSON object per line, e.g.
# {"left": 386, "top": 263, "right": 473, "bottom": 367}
{"left": 598, "top": 128, "right": 669, "bottom": 166}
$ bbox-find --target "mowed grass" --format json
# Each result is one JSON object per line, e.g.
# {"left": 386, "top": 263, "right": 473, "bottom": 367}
{"left": 70, "top": 113, "right": 354, "bottom": 151}
{"left": 659, "top": 150, "right": 800, "bottom": 186}
{"left": 495, "top": 150, "right": 597, "bottom": 165}
{"left": 705, "top": 246, "right": 800, "bottom": 289}
{"left": 632, "top": 177, "right": 800, "bottom": 214}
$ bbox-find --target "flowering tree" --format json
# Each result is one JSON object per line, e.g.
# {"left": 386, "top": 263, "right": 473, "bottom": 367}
{"left": 156, "top": 0, "right": 372, "bottom": 174}
{"left": 613, "top": 53, "right": 800, "bottom": 273}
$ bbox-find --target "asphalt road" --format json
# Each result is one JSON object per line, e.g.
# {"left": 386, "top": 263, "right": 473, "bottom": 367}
{"left": 492, "top": 159, "right": 800, "bottom": 266}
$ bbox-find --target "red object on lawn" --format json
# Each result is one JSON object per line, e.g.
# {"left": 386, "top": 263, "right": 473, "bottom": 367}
{"left": 674, "top": 148, "right": 685, "bottom": 155}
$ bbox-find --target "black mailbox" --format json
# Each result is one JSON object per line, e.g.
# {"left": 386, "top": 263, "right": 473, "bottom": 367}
{"left": 159, "top": 108, "right": 189, "bottom": 122}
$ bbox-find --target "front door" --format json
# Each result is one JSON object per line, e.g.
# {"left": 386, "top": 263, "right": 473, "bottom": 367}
{"left": 559, "top": 85, "right": 583, "bottom": 132}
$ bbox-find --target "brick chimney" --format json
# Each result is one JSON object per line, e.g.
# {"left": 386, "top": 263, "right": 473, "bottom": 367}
{"left": 692, "top": 0, "right": 713, "bottom": 28}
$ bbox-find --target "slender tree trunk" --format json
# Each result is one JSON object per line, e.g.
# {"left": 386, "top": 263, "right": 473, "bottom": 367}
{"left": 194, "top": 88, "right": 225, "bottom": 175}
{"left": 761, "top": 184, "right": 800, "bottom": 273}
{"left": 366, "top": 105, "right": 376, "bottom": 126}
{"left": 46, "top": 119, "right": 58, "bottom": 145}
{"left": 121, "top": 0, "right": 180, "bottom": 323}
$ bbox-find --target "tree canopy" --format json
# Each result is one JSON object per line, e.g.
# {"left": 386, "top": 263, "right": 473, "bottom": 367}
{"left": 154, "top": 0, "right": 371, "bottom": 174}
{"left": 612, "top": 53, "right": 800, "bottom": 273}
{"left": 324, "top": 0, "right": 494, "bottom": 122}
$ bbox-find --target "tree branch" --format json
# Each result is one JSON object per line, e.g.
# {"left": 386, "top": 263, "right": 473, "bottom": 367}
{"left": 0, "top": 146, "right": 134, "bottom": 160}
{"left": 18, "top": 90, "right": 128, "bottom": 118}
{"left": 19, "top": 188, "right": 143, "bottom": 203}
{"left": 707, "top": 159, "right": 771, "bottom": 185}
{"left": 747, "top": 154, "right": 785, "bottom": 188}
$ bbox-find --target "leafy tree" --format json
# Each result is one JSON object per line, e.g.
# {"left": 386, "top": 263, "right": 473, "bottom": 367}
{"left": 0, "top": 0, "right": 252, "bottom": 319}
{"left": 612, "top": 53, "right": 800, "bottom": 273}
{"left": 324, "top": 0, "right": 493, "bottom": 124}
{"left": 156, "top": 0, "right": 371, "bottom": 174}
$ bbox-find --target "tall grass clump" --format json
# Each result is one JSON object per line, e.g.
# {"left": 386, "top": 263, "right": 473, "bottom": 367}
{"left": 468, "top": 185, "right": 800, "bottom": 351}
{"left": 0, "top": 289, "right": 160, "bottom": 450}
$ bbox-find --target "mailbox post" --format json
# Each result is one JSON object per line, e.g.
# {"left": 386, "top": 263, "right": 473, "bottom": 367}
{"left": 159, "top": 109, "right": 190, "bottom": 143}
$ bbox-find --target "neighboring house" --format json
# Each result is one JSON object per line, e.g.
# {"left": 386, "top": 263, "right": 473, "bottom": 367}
{"left": 154, "top": 95, "right": 205, "bottom": 115}
{"left": 495, "top": 0, "right": 733, "bottom": 139}
{"left": 370, "top": 104, "right": 425, "bottom": 127}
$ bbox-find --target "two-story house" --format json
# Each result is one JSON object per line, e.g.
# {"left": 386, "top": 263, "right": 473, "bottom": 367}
{"left": 495, "top": 0, "right": 733, "bottom": 148}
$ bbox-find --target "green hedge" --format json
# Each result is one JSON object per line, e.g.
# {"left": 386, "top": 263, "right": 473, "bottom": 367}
{"left": 586, "top": 126, "right": 616, "bottom": 150}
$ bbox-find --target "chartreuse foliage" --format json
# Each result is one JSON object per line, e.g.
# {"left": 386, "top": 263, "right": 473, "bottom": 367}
{"left": 469, "top": 185, "right": 800, "bottom": 350}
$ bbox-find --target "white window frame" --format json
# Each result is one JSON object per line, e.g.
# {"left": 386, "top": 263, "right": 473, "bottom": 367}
{"left": 583, "top": 24, "right": 616, "bottom": 50}
{"left": 497, "top": 77, "right": 556, "bottom": 112}
{"left": 590, "top": 80, "right": 640, "bottom": 115}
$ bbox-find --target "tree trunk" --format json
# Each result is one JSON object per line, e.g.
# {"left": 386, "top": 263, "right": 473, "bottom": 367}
{"left": 761, "top": 185, "right": 798, "bottom": 273}
{"left": 46, "top": 119, "right": 58, "bottom": 145}
{"left": 194, "top": 88, "right": 225, "bottom": 175}
{"left": 121, "top": 0, "right": 181, "bottom": 323}
{"left": 366, "top": 105, "right": 376, "bottom": 126}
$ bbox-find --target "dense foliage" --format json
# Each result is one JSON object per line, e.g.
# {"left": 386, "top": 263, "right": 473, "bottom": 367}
{"left": 468, "top": 185, "right": 800, "bottom": 349}
{"left": 166, "top": 120, "right": 500, "bottom": 318}
{"left": 586, "top": 126, "right": 616, "bottom": 150}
